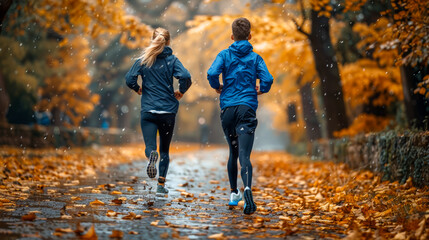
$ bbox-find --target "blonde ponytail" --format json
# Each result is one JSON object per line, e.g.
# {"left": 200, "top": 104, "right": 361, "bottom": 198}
{"left": 139, "top": 28, "right": 171, "bottom": 68}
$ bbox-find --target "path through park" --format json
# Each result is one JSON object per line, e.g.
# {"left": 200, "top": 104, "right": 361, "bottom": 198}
{"left": 0, "top": 144, "right": 428, "bottom": 239}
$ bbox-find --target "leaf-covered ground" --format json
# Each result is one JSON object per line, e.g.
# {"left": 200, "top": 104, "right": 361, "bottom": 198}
{"left": 0, "top": 144, "right": 428, "bottom": 239}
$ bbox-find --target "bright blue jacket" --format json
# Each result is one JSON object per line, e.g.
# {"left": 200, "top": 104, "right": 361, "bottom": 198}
{"left": 125, "top": 46, "right": 192, "bottom": 114}
{"left": 207, "top": 40, "right": 273, "bottom": 111}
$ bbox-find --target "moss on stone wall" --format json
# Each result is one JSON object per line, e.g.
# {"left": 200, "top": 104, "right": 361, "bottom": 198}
{"left": 312, "top": 131, "right": 429, "bottom": 188}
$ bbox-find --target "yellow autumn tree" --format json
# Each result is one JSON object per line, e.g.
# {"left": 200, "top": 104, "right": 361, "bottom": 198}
{"left": 7, "top": 0, "right": 154, "bottom": 127}
{"left": 28, "top": 0, "right": 152, "bottom": 49}
{"left": 335, "top": 58, "right": 403, "bottom": 137}
{"left": 346, "top": 0, "right": 429, "bottom": 129}
{"left": 35, "top": 37, "right": 99, "bottom": 126}
{"left": 187, "top": 5, "right": 321, "bottom": 142}
{"left": 4, "top": 0, "right": 153, "bottom": 126}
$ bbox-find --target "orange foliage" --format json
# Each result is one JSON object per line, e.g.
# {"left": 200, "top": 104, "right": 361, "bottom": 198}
{"left": 29, "top": 0, "right": 152, "bottom": 49}
{"left": 334, "top": 114, "right": 392, "bottom": 138}
{"left": 341, "top": 59, "right": 403, "bottom": 108}
{"left": 35, "top": 37, "right": 99, "bottom": 126}
{"left": 343, "top": 0, "right": 368, "bottom": 12}
{"left": 353, "top": 0, "right": 429, "bottom": 67}
{"left": 310, "top": 0, "right": 333, "bottom": 18}
{"left": 415, "top": 75, "right": 429, "bottom": 99}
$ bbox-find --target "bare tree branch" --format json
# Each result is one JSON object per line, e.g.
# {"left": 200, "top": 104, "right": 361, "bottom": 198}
{"left": 288, "top": 0, "right": 310, "bottom": 37}
{"left": 291, "top": 17, "right": 310, "bottom": 37}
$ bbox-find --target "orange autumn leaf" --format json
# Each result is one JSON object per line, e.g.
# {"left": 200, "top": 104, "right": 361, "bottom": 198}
{"left": 89, "top": 199, "right": 105, "bottom": 206}
{"left": 22, "top": 212, "right": 36, "bottom": 221}
{"left": 109, "top": 230, "right": 123, "bottom": 238}
{"left": 79, "top": 224, "right": 97, "bottom": 240}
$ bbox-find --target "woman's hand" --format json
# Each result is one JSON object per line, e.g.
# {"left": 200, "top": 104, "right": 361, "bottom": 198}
{"left": 174, "top": 90, "right": 184, "bottom": 100}
{"left": 137, "top": 87, "right": 142, "bottom": 95}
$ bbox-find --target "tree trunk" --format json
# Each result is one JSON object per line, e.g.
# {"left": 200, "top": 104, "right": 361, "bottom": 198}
{"left": 51, "top": 107, "right": 61, "bottom": 126}
{"left": 0, "top": 0, "right": 12, "bottom": 33}
{"left": 0, "top": 73, "right": 9, "bottom": 124}
{"left": 116, "top": 90, "right": 133, "bottom": 129}
{"left": 0, "top": 0, "right": 13, "bottom": 124}
{"left": 400, "top": 65, "right": 429, "bottom": 129}
{"left": 309, "top": 10, "right": 349, "bottom": 138}
{"left": 299, "top": 82, "right": 322, "bottom": 141}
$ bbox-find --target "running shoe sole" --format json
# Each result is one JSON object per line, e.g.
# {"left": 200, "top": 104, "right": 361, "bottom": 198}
{"left": 146, "top": 151, "right": 158, "bottom": 178}
{"left": 156, "top": 192, "right": 169, "bottom": 198}
{"left": 243, "top": 189, "right": 256, "bottom": 215}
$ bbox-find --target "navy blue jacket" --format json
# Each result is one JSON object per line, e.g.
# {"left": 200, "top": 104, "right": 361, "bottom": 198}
{"left": 207, "top": 40, "right": 273, "bottom": 111}
{"left": 125, "top": 46, "right": 192, "bottom": 114}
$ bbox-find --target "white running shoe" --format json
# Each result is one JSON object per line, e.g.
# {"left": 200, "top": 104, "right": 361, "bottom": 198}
{"left": 228, "top": 189, "right": 242, "bottom": 206}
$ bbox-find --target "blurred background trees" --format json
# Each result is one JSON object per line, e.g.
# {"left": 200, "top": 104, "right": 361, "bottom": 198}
{"left": 0, "top": 0, "right": 428, "bottom": 150}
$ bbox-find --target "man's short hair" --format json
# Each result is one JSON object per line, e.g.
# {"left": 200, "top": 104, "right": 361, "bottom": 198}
{"left": 232, "top": 18, "right": 251, "bottom": 41}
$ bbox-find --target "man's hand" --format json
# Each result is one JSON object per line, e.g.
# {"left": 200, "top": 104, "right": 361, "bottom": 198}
{"left": 216, "top": 84, "right": 223, "bottom": 94}
{"left": 174, "top": 90, "right": 184, "bottom": 100}
{"left": 137, "top": 87, "right": 142, "bottom": 95}
{"left": 255, "top": 85, "right": 263, "bottom": 95}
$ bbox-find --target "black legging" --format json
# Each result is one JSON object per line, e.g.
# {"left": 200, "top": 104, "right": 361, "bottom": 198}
{"left": 221, "top": 105, "right": 257, "bottom": 190}
{"left": 225, "top": 133, "right": 254, "bottom": 190}
{"left": 140, "top": 112, "right": 175, "bottom": 179}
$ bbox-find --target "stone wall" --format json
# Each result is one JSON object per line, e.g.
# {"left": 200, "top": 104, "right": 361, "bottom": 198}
{"left": 0, "top": 124, "right": 141, "bottom": 148}
{"left": 311, "top": 131, "right": 429, "bottom": 187}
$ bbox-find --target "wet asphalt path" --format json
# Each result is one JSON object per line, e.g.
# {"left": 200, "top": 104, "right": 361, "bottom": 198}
{"left": 0, "top": 148, "right": 285, "bottom": 239}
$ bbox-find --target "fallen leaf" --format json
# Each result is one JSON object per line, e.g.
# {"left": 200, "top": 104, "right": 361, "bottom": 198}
{"left": 55, "top": 228, "right": 74, "bottom": 233}
{"left": 112, "top": 199, "right": 124, "bottom": 205}
{"left": 80, "top": 224, "right": 97, "bottom": 240}
{"left": 61, "top": 214, "right": 72, "bottom": 219}
{"left": 415, "top": 218, "right": 425, "bottom": 238}
{"left": 106, "top": 210, "right": 118, "bottom": 217}
{"left": 180, "top": 192, "right": 194, "bottom": 198}
{"left": 109, "top": 230, "right": 123, "bottom": 238}
{"left": 160, "top": 232, "right": 169, "bottom": 238}
{"left": 89, "top": 199, "right": 105, "bottom": 206}
{"left": 122, "top": 212, "right": 136, "bottom": 220}
{"left": 22, "top": 213, "right": 36, "bottom": 221}
{"left": 128, "top": 231, "right": 138, "bottom": 235}
{"left": 393, "top": 232, "right": 406, "bottom": 240}
{"left": 208, "top": 233, "right": 224, "bottom": 239}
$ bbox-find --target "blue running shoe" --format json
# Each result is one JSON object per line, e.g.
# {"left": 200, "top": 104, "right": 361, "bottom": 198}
{"left": 243, "top": 187, "right": 256, "bottom": 215}
{"left": 228, "top": 190, "right": 242, "bottom": 206}
{"left": 146, "top": 150, "right": 158, "bottom": 178}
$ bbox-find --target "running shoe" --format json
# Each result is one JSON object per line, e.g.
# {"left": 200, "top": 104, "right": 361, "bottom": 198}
{"left": 156, "top": 184, "right": 169, "bottom": 197}
{"left": 228, "top": 190, "right": 242, "bottom": 206}
{"left": 243, "top": 187, "right": 256, "bottom": 215}
{"left": 146, "top": 150, "right": 158, "bottom": 178}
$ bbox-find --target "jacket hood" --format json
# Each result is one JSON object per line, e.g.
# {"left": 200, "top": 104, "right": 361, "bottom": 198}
{"left": 229, "top": 40, "right": 253, "bottom": 57}
{"left": 157, "top": 46, "right": 173, "bottom": 59}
